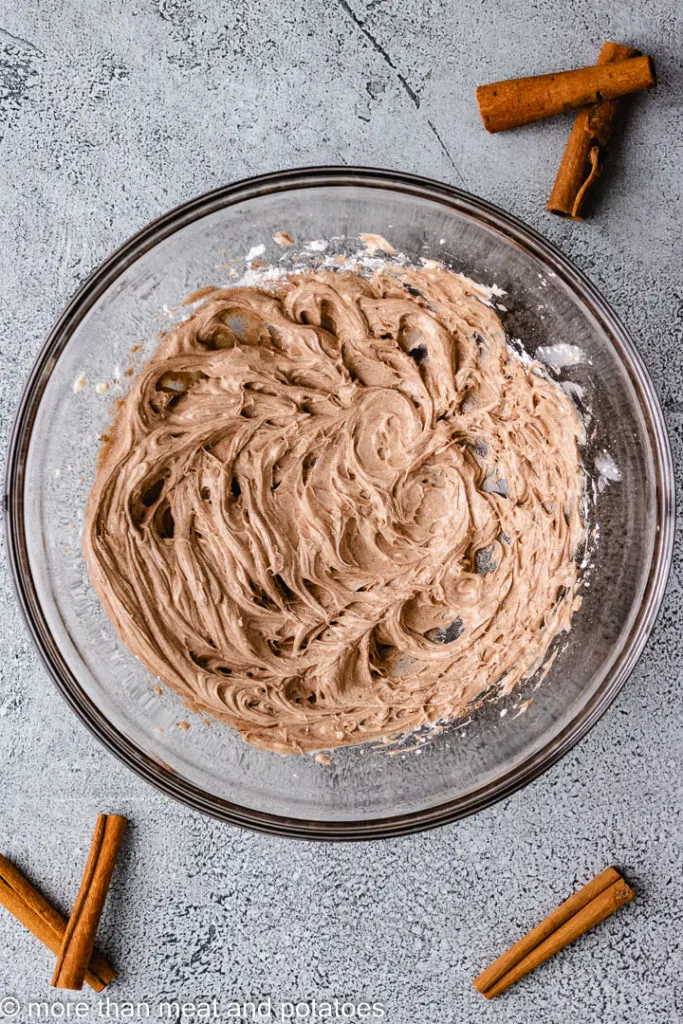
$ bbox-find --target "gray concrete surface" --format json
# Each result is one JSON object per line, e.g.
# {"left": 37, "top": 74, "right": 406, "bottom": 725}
{"left": 1, "top": 1, "right": 682, "bottom": 1021}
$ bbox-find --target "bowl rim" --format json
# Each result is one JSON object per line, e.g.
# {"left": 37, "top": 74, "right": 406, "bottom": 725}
{"left": 5, "top": 165, "right": 675, "bottom": 840}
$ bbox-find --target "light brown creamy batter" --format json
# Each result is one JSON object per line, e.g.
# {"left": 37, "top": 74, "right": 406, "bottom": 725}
{"left": 84, "top": 266, "right": 585, "bottom": 754}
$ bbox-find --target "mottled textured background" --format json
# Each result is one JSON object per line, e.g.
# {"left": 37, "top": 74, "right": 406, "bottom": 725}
{"left": 0, "top": 1, "right": 681, "bottom": 1021}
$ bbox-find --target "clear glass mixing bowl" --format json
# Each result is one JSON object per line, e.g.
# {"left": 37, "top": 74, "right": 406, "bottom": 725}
{"left": 5, "top": 168, "right": 674, "bottom": 839}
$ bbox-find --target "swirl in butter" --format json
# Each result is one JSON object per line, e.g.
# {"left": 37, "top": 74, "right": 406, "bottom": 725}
{"left": 84, "top": 266, "right": 584, "bottom": 753}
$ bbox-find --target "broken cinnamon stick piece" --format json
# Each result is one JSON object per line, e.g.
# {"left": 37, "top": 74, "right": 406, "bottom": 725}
{"left": 473, "top": 868, "right": 635, "bottom": 999}
{"left": 0, "top": 853, "right": 115, "bottom": 991}
{"left": 52, "top": 814, "right": 127, "bottom": 991}
{"left": 477, "top": 55, "right": 654, "bottom": 133}
{"left": 548, "top": 42, "right": 640, "bottom": 218}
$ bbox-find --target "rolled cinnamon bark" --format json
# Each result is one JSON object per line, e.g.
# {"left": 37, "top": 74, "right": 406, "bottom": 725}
{"left": 482, "top": 878, "right": 635, "bottom": 998}
{"left": 476, "top": 55, "right": 654, "bottom": 133}
{"left": 52, "top": 814, "right": 127, "bottom": 991}
{"left": 0, "top": 854, "right": 115, "bottom": 991}
{"left": 473, "top": 866, "right": 620, "bottom": 995}
{"left": 547, "top": 42, "right": 640, "bottom": 218}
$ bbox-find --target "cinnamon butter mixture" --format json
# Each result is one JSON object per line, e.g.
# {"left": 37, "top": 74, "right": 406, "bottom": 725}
{"left": 84, "top": 266, "right": 585, "bottom": 754}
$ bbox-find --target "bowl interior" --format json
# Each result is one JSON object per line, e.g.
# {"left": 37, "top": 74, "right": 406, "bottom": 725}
{"left": 11, "top": 173, "right": 672, "bottom": 835}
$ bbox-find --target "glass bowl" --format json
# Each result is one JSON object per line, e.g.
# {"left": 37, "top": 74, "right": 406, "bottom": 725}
{"left": 5, "top": 167, "right": 674, "bottom": 839}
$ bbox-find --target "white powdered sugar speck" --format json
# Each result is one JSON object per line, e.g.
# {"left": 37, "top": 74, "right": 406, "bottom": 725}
{"left": 595, "top": 451, "right": 622, "bottom": 486}
{"left": 535, "top": 343, "right": 587, "bottom": 369}
{"left": 245, "top": 243, "right": 266, "bottom": 262}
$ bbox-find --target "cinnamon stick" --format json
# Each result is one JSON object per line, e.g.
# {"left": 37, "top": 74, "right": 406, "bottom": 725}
{"left": 52, "top": 814, "right": 127, "bottom": 991}
{"left": 473, "top": 866, "right": 621, "bottom": 994}
{"left": 476, "top": 55, "right": 654, "bottom": 133}
{"left": 0, "top": 854, "right": 115, "bottom": 991}
{"left": 548, "top": 42, "right": 640, "bottom": 218}
{"left": 473, "top": 868, "right": 635, "bottom": 999}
